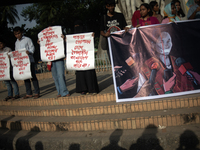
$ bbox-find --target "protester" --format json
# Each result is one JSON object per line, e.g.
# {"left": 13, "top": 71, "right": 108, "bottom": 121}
{"left": 187, "top": 0, "right": 200, "bottom": 19}
{"left": 134, "top": 3, "right": 159, "bottom": 27}
{"left": 161, "top": 2, "right": 180, "bottom": 24}
{"left": 13, "top": 26, "right": 40, "bottom": 99}
{"left": 0, "top": 38, "right": 20, "bottom": 101}
{"left": 172, "top": 0, "right": 185, "bottom": 18}
{"left": 100, "top": 0, "right": 128, "bottom": 60}
{"left": 149, "top": 1, "right": 163, "bottom": 23}
{"left": 74, "top": 20, "right": 99, "bottom": 95}
{"left": 37, "top": 23, "right": 70, "bottom": 98}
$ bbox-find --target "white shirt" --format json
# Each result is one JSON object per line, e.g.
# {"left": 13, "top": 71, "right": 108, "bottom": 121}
{"left": 15, "top": 36, "right": 35, "bottom": 63}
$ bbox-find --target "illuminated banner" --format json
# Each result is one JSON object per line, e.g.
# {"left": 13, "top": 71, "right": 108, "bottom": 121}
{"left": 66, "top": 32, "right": 95, "bottom": 70}
{"left": 38, "top": 26, "right": 65, "bottom": 62}
{"left": 8, "top": 49, "right": 32, "bottom": 80}
{"left": 109, "top": 20, "right": 200, "bottom": 102}
{"left": 0, "top": 52, "right": 10, "bottom": 80}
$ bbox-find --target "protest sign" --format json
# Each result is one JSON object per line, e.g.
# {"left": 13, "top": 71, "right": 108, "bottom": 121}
{"left": 0, "top": 52, "right": 10, "bottom": 80}
{"left": 109, "top": 20, "right": 200, "bottom": 102}
{"left": 66, "top": 32, "right": 95, "bottom": 70}
{"left": 8, "top": 49, "right": 32, "bottom": 80}
{"left": 38, "top": 26, "right": 65, "bottom": 62}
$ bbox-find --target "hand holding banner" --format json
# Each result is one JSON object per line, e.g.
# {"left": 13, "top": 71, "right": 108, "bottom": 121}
{"left": 8, "top": 49, "right": 32, "bottom": 80}
{"left": 0, "top": 52, "right": 10, "bottom": 80}
{"left": 38, "top": 26, "right": 65, "bottom": 62}
{"left": 66, "top": 32, "right": 95, "bottom": 70}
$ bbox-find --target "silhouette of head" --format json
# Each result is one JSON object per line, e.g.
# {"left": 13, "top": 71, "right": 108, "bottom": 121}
{"left": 109, "top": 129, "right": 123, "bottom": 144}
{"left": 179, "top": 130, "right": 199, "bottom": 149}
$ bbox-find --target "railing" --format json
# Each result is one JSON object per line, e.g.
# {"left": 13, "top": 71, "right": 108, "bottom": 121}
{"left": 36, "top": 53, "right": 112, "bottom": 74}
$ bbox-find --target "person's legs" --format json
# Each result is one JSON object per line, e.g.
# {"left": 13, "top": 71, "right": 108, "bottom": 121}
{"left": 24, "top": 79, "right": 32, "bottom": 95}
{"left": 30, "top": 63, "right": 40, "bottom": 95}
{"left": 51, "top": 61, "right": 60, "bottom": 96}
{"left": 4, "top": 80, "right": 13, "bottom": 97}
{"left": 10, "top": 73, "right": 19, "bottom": 96}
{"left": 54, "top": 60, "right": 69, "bottom": 96}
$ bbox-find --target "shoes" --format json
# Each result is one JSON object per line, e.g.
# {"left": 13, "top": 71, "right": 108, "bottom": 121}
{"left": 92, "top": 93, "right": 97, "bottom": 95}
{"left": 33, "top": 94, "right": 40, "bottom": 99}
{"left": 23, "top": 95, "right": 33, "bottom": 99}
{"left": 57, "top": 95, "right": 61, "bottom": 98}
{"left": 12, "top": 95, "right": 20, "bottom": 100}
{"left": 3, "top": 96, "right": 13, "bottom": 101}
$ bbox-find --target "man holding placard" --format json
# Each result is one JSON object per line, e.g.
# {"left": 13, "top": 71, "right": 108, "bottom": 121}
{"left": 13, "top": 26, "right": 40, "bottom": 99}
{"left": 38, "top": 25, "right": 70, "bottom": 98}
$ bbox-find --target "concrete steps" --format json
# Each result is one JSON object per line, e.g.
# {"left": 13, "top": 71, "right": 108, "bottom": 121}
{"left": 0, "top": 93, "right": 200, "bottom": 132}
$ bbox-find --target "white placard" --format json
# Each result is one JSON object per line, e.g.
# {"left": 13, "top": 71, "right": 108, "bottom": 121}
{"left": 8, "top": 49, "right": 32, "bottom": 80}
{"left": 66, "top": 32, "right": 95, "bottom": 70}
{"left": 0, "top": 52, "right": 10, "bottom": 80}
{"left": 38, "top": 26, "right": 65, "bottom": 62}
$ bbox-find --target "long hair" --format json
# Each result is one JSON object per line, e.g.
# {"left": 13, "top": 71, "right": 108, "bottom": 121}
{"left": 172, "top": 0, "right": 185, "bottom": 17}
{"left": 140, "top": 3, "right": 153, "bottom": 16}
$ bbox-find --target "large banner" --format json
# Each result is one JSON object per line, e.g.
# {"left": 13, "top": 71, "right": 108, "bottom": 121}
{"left": 66, "top": 32, "right": 95, "bottom": 70}
{"left": 38, "top": 26, "right": 65, "bottom": 62}
{"left": 109, "top": 20, "right": 200, "bottom": 102}
{"left": 8, "top": 49, "right": 32, "bottom": 80}
{"left": 0, "top": 52, "right": 10, "bottom": 80}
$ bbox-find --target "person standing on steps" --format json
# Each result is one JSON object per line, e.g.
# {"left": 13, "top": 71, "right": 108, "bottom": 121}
{"left": 100, "top": 0, "right": 128, "bottom": 61}
{"left": 0, "top": 38, "right": 20, "bottom": 101}
{"left": 13, "top": 26, "right": 40, "bottom": 99}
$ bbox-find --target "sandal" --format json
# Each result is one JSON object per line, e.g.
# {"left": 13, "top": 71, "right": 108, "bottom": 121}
{"left": 33, "top": 94, "right": 40, "bottom": 99}
{"left": 12, "top": 95, "right": 20, "bottom": 100}
{"left": 23, "top": 95, "right": 33, "bottom": 99}
{"left": 63, "top": 94, "right": 70, "bottom": 97}
{"left": 4, "top": 96, "right": 13, "bottom": 101}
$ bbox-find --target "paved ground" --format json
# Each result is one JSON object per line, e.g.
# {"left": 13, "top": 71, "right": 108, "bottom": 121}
{"left": 0, "top": 71, "right": 114, "bottom": 100}
{"left": 0, "top": 123, "right": 200, "bottom": 150}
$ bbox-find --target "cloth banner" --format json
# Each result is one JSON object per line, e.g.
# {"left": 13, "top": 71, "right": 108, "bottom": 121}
{"left": 38, "top": 26, "right": 65, "bottom": 62}
{"left": 8, "top": 49, "right": 32, "bottom": 80}
{"left": 109, "top": 20, "right": 200, "bottom": 102}
{"left": 0, "top": 52, "right": 10, "bottom": 80}
{"left": 66, "top": 32, "right": 95, "bottom": 70}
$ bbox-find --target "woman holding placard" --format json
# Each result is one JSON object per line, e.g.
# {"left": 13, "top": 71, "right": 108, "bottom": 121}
{"left": 74, "top": 20, "right": 99, "bottom": 95}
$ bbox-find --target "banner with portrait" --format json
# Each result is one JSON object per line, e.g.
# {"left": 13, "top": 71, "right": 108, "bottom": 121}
{"left": 0, "top": 52, "right": 10, "bottom": 80}
{"left": 38, "top": 26, "right": 65, "bottom": 62}
{"left": 109, "top": 20, "right": 200, "bottom": 102}
{"left": 66, "top": 32, "right": 95, "bottom": 70}
{"left": 8, "top": 49, "right": 32, "bottom": 80}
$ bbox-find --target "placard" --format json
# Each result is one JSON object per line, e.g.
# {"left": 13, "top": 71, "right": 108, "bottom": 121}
{"left": 8, "top": 49, "right": 32, "bottom": 80}
{"left": 38, "top": 26, "right": 65, "bottom": 62}
{"left": 0, "top": 52, "right": 10, "bottom": 80}
{"left": 66, "top": 32, "right": 95, "bottom": 70}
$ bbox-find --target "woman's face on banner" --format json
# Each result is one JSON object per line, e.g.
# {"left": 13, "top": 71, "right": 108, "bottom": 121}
{"left": 156, "top": 32, "right": 172, "bottom": 56}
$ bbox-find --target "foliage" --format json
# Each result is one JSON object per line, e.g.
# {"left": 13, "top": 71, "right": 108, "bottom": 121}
{"left": 0, "top": 5, "right": 20, "bottom": 27}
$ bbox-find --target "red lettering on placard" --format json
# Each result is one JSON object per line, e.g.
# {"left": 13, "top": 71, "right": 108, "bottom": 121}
{"left": 41, "top": 27, "right": 60, "bottom": 61}
{"left": 0, "top": 70, "right": 5, "bottom": 74}
{"left": 75, "top": 40, "right": 91, "bottom": 44}
{"left": 0, "top": 75, "right": 5, "bottom": 78}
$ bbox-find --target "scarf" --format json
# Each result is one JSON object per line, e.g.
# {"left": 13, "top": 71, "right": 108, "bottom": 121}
{"left": 164, "top": 3, "right": 180, "bottom": 22}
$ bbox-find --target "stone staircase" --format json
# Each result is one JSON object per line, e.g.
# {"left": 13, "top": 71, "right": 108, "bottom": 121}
{"left": 0, "top": 93, "right": 200, "bottom": 132}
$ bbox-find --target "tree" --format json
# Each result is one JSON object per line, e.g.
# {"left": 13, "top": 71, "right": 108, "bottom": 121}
{"left": 0, "top": 5, "right": 19, "bottom": 28}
